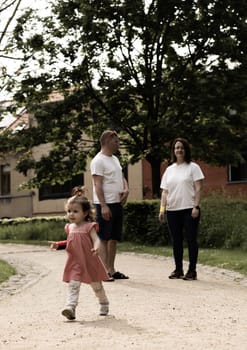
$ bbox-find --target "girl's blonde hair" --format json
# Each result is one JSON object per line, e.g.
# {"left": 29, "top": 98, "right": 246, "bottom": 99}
{"left": 65, "top": 195, "right": 95, "bottom": 222}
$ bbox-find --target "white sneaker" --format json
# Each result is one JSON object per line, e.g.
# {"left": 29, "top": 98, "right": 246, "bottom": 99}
{"left": 61, "top": 307, "right": 75, "bottom": 320}
{"left": 99, "top": 303, "right": 109, "bottom": 316}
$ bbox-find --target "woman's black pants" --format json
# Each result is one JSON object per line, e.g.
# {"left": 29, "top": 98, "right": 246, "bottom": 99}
{"left": 166, "top": 209, "right": 200, "bottom": 272}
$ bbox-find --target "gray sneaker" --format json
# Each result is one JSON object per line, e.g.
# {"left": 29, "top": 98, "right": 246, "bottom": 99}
{"left": 99, "top": 303, "right": 109, "bottom": 316}
{"left": 61, "top": 307, "right": 76, "bottom": 320}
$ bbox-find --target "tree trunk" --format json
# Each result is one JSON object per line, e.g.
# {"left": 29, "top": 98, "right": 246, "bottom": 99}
{"left": 148, "top": 158, "right": 162, "bottom": 199}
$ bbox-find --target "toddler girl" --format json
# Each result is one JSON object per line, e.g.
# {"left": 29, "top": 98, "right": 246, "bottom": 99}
{"left": 50, "top": 194, "right": 110, "bottom": 320}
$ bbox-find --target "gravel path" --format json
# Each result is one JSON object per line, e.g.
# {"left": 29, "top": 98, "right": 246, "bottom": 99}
{"left": 0, "top": 243, "right": 247, "bottom": 350}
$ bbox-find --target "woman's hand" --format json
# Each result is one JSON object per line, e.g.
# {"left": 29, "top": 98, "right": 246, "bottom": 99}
{"left": 120, "top": 189, "right": 129, "bottom": 206}
{"left": 159, "top": 212, "right": 166, "bottom": 223}
{"left": 191, "top": 207, "right": 200, "bottom": 218}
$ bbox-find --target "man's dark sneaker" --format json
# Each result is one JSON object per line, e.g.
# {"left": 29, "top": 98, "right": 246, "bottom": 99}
{"left": 168, "top": 270, "right": 184, "bottom": 279}
{"left": 183, "top": 270, "right": 197, "bottom": 281}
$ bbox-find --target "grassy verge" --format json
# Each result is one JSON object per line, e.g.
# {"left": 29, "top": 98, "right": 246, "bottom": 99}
{"left": 0, "top": 241, "right": 246, "bottom": 284}
{"left": 118, "top": 242, "right": 247, "bottom": 275}
{"left": 0, "top": 259, "right": 16, "bottom": 283}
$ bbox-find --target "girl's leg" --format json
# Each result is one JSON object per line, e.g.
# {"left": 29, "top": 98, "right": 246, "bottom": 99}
{"left": 90, "top": 282, "right": 109, "bottom": 316}
{"left": 166, "top": 211, "right": 184, "bottom": 273}
{"left": 62, "top": 280, "right": 81, "bottom": 320}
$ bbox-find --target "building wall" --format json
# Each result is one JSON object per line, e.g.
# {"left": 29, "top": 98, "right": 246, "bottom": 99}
{"left": 0, "top": 156, "right": 144, "bottom": 218}
{"left": 142, "top": 159, "right": 247, "bottom": 199}
{"left": 198, "top": 162, "right": 247, "bottom": 196}
{"left": 28, "top": 159, "right": 144, "bottom": 217}
{"left": 0, "top": 156, "right": 33, "bottom": 218}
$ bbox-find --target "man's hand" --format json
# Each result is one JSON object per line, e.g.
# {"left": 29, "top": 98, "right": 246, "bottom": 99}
{"left": 101, "top": 204, "right": 112, "bottom": 221}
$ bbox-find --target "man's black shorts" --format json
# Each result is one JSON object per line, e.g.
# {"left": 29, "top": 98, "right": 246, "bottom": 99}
{"left": 95, "top": 203, "right": 123, "bottom": 241}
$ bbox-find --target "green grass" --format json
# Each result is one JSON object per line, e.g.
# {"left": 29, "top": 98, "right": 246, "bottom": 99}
{"left": 0, "top": 241, "right": 246, "bottom": 284}
{"left": 199, "top": 248, "right": 247, "bottom": 275}
{"left": 118, "top": 242, "right": 247, "bottom": 275}
{"left": 0, "top": 259, "right": 16, "bottom": 283}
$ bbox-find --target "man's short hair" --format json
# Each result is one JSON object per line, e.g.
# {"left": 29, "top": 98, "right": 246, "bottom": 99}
{"left": 100, "top": 130, "right": 118, "bottom": 146}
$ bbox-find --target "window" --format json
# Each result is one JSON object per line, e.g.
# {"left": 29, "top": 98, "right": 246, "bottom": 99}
{"left": 228, "top": 160, "right": 247, "bottom": 183}
{"left": 0, "top": 164, "right": 11, "bottom": 195}
{"left": 39, "top": 174, "right": 84, "bottom": 200}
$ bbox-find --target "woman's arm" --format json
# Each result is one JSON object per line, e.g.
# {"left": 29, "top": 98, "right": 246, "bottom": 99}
{"left": 158, "top": 189, "right": 168, "bottom": 223}
{"left": 192, "top": 179, "right": 203, "bottom": 218}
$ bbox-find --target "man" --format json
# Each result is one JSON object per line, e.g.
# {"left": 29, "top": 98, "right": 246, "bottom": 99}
{"left": 90, "top": 130, "right": 129, "bottom": 281}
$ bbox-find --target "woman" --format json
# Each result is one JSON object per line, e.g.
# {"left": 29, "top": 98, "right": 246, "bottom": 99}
{"left": 159, "top": 137, "right": 205, "bottom": 281}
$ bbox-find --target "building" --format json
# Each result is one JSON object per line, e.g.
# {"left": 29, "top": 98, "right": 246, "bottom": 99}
{"left": 143, "top": 160, "right": 247, "bottom": 199}
{"left": 0, "top": 107, "right": 246, "bottom": 218}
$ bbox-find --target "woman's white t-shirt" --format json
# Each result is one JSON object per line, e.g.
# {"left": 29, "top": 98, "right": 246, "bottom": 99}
{"left": 90, "top": 152, "right": 124, "bottom": 204}
{"left": 160, "top": 162, "right": 205, "bottom": 211}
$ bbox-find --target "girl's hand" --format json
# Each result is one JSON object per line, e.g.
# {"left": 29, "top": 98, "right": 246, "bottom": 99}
{"left": 48, "top": 241, "right": 58, "bottom": 250}
{"left": 91, "top": 247, "right": 99, "bottom": 255}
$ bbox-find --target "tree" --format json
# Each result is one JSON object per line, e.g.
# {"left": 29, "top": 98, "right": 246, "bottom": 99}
{"left": 0, "top": 0, "right": 23, "bottom": 102}
{"left": 2, "top": 0, "right": 247, "bottom": 196}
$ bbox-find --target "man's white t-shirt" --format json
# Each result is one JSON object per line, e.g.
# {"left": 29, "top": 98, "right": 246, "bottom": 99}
{"left": 90, "top": 152, "right": 124, "bottom": 204}
{"left": 160, "top": 162, "right": 205, "bottom": 211}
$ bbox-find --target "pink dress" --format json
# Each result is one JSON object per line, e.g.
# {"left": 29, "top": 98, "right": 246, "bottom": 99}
{"left": 62, "top": 222, "right": 108, "bottom": 284}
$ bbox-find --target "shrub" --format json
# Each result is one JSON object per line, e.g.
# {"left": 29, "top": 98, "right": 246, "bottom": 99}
{"left": 199, "top": 194, "right": 247, "bottom": 249}
{"left": 0, "top": 195, "right": 246, "bottom": 250}
{"left": 122, "top": 200, "right": 170, "bottom": 246}
{"left": 0, "top": 217, "right": 66, "bottom": 242}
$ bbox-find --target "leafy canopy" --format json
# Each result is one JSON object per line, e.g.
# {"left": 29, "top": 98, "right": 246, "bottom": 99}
{"left": 1, "top": 0, "right": 247, "bottom": 195}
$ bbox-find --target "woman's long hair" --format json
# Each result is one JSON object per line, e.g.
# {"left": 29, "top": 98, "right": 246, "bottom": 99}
{"left": 170, "top": 137, "right": 191, "bottom": 163}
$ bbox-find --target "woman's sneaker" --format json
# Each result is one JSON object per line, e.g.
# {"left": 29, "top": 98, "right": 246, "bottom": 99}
{"left": 183, "top": 271, "right": 197, "bottom": 280}
{"left": 169, "top": 269, "right": 184, "bottom": 279}
{"left": 61, "top": 307, "right": 76, "bottom": 320}
{"left": 99, "top": 303, "right": 109, "bottom": 316}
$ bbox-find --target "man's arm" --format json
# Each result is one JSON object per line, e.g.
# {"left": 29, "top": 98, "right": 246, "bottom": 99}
{"left": 120, "top": 175, "right": 129, "bottom": 205}
{"left": 92, "top": 174, "right": 112, "bottom": 220}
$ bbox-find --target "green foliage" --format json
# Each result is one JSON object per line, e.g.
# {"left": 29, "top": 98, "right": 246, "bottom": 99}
{"left": 1, "top": 0, "right": 246, "bottom": 196}
{"left": 0, "top": 197, "right": 246, "bottom": 252}
{"left": 123, "top": 200, "right": 170, "bottom": 245}
{"left": 0, "top": 0, "right": 24, "bottom": 98}
{"left": 0, "top": 217, "right": 66, "bottom": 241}
{"left": 199, "top": 194, "right": 247, "bottom": 249}
{"left": 122, "top": 196, "right": 247, "bottom": 250}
